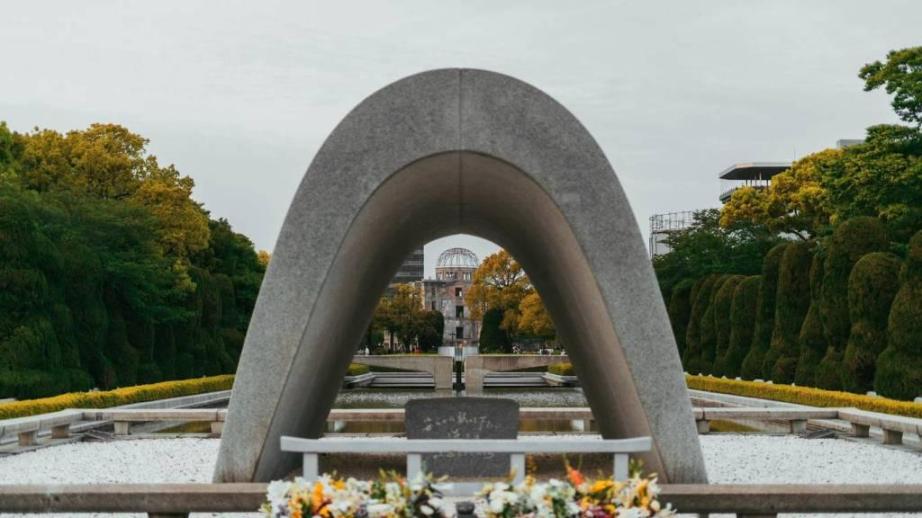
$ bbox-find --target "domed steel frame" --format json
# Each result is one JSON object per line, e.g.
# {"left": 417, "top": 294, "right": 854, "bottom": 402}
{"left": 215, "top": 69, "right": 708, "bottom": 484}
{"left": 436, "top": 247, "right": 480, "bottom": 269}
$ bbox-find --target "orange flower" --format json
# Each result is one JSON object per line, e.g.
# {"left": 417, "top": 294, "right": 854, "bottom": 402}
{"left": 566, "top": 466, "right": 585, "bottom": 486}
{"left": 311, "top": 482, "right": 325, "bottom": 511}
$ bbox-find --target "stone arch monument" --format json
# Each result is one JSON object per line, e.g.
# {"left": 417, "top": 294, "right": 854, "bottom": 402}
{"left": 215, "top": 69, "right": 708, "bottom": 483}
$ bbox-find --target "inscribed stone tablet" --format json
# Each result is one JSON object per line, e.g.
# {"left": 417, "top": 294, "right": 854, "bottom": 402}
{"left": 405, "top": 397, "right": 518, "bottom": 478}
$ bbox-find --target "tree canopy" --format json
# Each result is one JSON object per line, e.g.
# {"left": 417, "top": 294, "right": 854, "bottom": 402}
{"left": 653, "top": 209, "right": 780, "bottom": 298}
{"left": 0, "top": 122, "right": 265, "bottom": 398}
{"left": 465, "top": 249, "right": 556, "bottom": 342}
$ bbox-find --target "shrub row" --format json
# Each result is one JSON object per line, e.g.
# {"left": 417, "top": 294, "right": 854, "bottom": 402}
{"left": 346, "top": 363, "right": 371, "bottom": 376}
{"left": 670, "top": 221, "right": 921, "bottom": 400}
{"left": 547, "top": 362, "right": 575, "bottom": 376}
{"left": 0, "top": 374, "right": 235, "bottom": 420}
{"left": 687, "top": 374, "right": 922, "bottom": 419}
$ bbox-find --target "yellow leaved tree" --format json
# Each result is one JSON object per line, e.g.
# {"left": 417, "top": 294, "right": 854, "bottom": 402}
{"left": 720, "top": 149, "right": 839, "bottom": 240}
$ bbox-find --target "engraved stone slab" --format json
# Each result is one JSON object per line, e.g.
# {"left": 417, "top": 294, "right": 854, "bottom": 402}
{"left": 405, "top": 397, "right": 518, "bottom": 478}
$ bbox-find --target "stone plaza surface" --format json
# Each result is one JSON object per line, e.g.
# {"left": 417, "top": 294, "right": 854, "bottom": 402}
{"left": 2, "top": 436, "right": 922, "bottom": 517}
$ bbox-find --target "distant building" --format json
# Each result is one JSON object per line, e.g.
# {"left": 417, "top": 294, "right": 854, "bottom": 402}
{"left": 391, "top": 246, "right": 424, "bottom": 285}
{"left": 718, "top": 162, "right": 791, "bottom": 204}
{"left": 836, "top": 138, "right": 864, "bottom": 149}
{"left": 416, "top": 248, "right": 481, "bottom": 347}
{"left": 649, "top": 211, "right": 695, "bottom": 258}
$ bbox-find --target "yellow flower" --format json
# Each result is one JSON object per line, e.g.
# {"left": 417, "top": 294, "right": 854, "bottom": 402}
{"left": 590, "top": 480, "right": 613, "bottom": 493}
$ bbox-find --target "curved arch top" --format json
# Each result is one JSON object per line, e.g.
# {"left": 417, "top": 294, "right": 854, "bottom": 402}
{"left": 215, "top": 69, "right": 707, "bottom": 483}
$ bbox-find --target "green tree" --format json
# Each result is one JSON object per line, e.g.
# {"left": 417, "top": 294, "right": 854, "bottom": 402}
{"left": 818, "top": 125, "right": 922, "bottom": 243}
{"left": 417, "top": 310, "right": 444, "bottom": 352}
{"left": 740, "top": 243, "right": 787, "bottom": 380}
{"left": 860, "top": 46, "right": 922, "bottom": 128}
{"left": 0, "top": 122, "right": 265, "bottom": 398}
{"left": 842, "top": 252, "right": 901, "bottom": 392}
{"left": 683, "top": 275, "right": 719, "bottom": 374}
{"left": 718, "top": 275, "right": 760, "bottom": 378}
{"left": 479, "top": 307, "right": 512, "bottom": 353}
{"left": 763, "top": 241, "right": 812, "bottom": 383}
{"left": 815, "top": 217, "right": 889, "bottom": 390}
{"left": 874, "top": 230, "right": 922, "bottom": 399}
{"left": 667, "top": 279, "right": 695, "bottom": 358}
{"left": 654, "top": 209, "right": 779, "bottom": 299}
{"left": 711, "top": 275, "right": 743, "bottom": 376}
{"left": 795, "top": 253, "right": 827, "bottom": 387}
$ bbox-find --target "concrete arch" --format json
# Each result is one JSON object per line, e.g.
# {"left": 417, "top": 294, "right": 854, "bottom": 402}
{"left": 215, "top": 69, "right": 707, "bottom": 483}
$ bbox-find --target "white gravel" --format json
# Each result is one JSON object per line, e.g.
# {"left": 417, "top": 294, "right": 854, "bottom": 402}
{"left": 0, "top": 435, "right": 920, "bottom": 517}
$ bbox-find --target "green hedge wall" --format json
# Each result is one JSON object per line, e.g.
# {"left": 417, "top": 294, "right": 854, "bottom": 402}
{"left": 716, "top": 275, "right": 760, "bottom": 378}
{"left": 683, "top": 275, "right": 719, "bottom": 373}
{"left": 842, "top": 252, "right": 902, "bottom": 393}
{"left": 667, "top": 279, "right": 695, "bottom": 358}
{"left": 741, "top": 243, "right": 787, "bottom": 379}
{"left": 711, "top": 275, "right": 743, "bottom": 377}
{"left": 816, "top": 217, "right": 889, "bottom": 390}
{"left": 698, "top": 275, "right": 732, "bottom": 374}
{"left": 764, "top": 241, "right": 813, "bottom": 383}
{"left": 874, "top": 230, "right": 922, "bottom": 400}
{"left": 795, "top": 253, "right": 826, "bottom": 387}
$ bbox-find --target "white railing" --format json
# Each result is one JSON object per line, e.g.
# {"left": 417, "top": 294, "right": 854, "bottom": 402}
{"left": 280, "top": 436, "right": 652, "bottom": 494}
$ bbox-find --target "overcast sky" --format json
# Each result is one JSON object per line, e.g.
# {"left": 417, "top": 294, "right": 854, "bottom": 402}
{"left": 2, "top": 1, "right": 918, "bottom": 277}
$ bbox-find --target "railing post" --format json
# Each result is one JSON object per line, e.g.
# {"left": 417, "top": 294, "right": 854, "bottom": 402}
{"left": 696, "top": 420, "right": 710, "bottom": 434}
{"left": 510, "top": 453, "right": 525, "bottom": 484}
{"left": 406, "top": 453, "right": 422, "bottom": 481}
{"left": 114, "top": 422, "right": 131, "bottom": 436}
{"left": 51, "top": 424, "right": 71, "bottom": 439}
{"left": 613, "top": 453, "right": 629, "bottom": 481}
{"left": 882, "top": 429, "right": 903, "bottom": 445}
{"left": 789, "top": 419, "right": 807, "bottom": 434}
{"left": 17, "top": 431, "right": 37, "bottom": 447}
{"left": 303, "top": 453, "right": 319, "bottom": 481}
{"left": 851, "top": 423, "right": 870, "bottom": 437}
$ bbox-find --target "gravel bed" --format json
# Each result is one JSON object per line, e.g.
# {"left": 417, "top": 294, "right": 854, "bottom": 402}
{"left": 0, "top": 435, "right": 920, "bottom": 517}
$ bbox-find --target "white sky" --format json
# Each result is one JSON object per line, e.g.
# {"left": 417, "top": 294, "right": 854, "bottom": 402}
{"left": 1, "top": 1, "right": 917, "bottom": 278}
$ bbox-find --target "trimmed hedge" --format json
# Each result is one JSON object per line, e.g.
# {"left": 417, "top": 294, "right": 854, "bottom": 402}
{"left": 697, "top": 275, "right": 731, "bottom": 374}
{"left": 0, "top": 374, "right": 235, "bottom": 420}
{"left": 547, "top": 363, "right": 575, "bottom": 376}
{"left": 842, "top": 252, "right": 901, "bottom": 393}
{"left": 816, "top": 217, "right": 889, "bottom": 390}
{"left": 667, "top": 279, "right": 695, "bottom": 358}
{"left": 875, "top": 230, "right": 922, "bottom": 400}
{"left": 741, "top": 243, "right": 787, "bottom": 379}
{"left": 346, "top": 363, "right": 371, "bottom": 376}
{"left": 687, "top": 374, "right": 922, "bottom": 419}
{"left": 683, "top": 275, "right": 719, "bottom": 373}
{"left": 763, "top": 241, "right": 812, "bottom": 383}
{"left": 717, "top": 275, "right": 760, "bottom": 378}
{"left": 711, "top": 275, "right": 744, "bottom": 376}
{"left": 795, "top": 253, "right": 826, "bottom": 387}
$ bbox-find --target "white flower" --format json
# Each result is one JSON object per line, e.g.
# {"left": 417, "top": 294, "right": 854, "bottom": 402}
{"left": 265, "top": 480, "right": 290, "bottom": 509}
{"left": 420, "top": 504, "right": 434, "bottom": 515}
{"left": 366, "top": 503, "right": 393, "bottom": 518}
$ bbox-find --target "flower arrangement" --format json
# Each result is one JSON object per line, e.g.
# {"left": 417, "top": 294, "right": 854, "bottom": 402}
{"left": 477, "top": 465, "right": 675, "bottom": 518}
{"left": 262, "top": 471, "right": 447, "bottom": 518}
{"left": 261, "top": 467, "right": 675, "bottom": 518}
